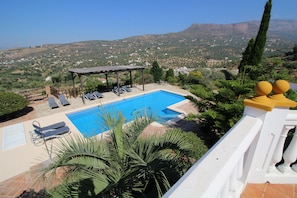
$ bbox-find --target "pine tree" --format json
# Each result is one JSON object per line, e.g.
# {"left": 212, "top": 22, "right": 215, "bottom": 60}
{"left": 150, "top": 61, "right": 163, "bottom": 82}
{"left": 165, "top": 68, "right": 174, "bottom": 81}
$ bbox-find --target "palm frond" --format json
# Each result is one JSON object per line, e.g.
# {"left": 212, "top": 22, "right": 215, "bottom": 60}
{"left": 151, "top": 170, "right": 171, "bottom": 197}
{"left": 123, "top": 114, "right": 154, "bottom": 144}
{"left": 38, "top": 135, "right": 113, "bottom": 188}
{"left": 40, "top": 112, "right": 207, "bottom": 197}
{"left": 100, "top": 110, "right": 127, "bottom": 159}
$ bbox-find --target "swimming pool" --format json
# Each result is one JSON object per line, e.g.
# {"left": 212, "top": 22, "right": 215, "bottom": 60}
{"left": 67, "top": 90, "right": 186, "bottom": 137}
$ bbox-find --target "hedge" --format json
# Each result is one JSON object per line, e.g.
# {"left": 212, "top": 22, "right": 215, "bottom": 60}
{"left": 0, "top": 92, "right": 29, "bottom": 117}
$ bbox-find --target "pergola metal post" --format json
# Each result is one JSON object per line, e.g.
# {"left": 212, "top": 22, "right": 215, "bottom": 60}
{"left": 129, "top": 71, "right": 132, "bottom": 87}
{"left": 70, "top": 72, "right": 76, "bottom": 97}
{"left": 142, "top": 69, "right": 144, "bottom": 91}
{"left": 79, "top": 74, "right": 85, "bottom": 104}
{"left": 116, "top": 72, "right": 120, "bottom": 96}
{"left": 105, "top": 73, "right": 109, "bottom": 88}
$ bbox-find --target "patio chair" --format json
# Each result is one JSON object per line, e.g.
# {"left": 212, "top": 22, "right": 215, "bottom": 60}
{"left": 31, "top": 126, "right": 70, "bottom": 142}
{"left": 93, "top": 91, "right": 104, "bottom": 98}
{"left": 32, "top": 120, "right": 66, "bottom": 132}
{"left": 58, "top": 94, "right": 70, "bottom": 106}
{"left": 122, "top": 85, "right": 132, "bottom": 92}
{"left": 48, "top": 97, "right": 59, "bottom": 109}
{"left": 84, "top": 93, "right": 96, "bottom": 100}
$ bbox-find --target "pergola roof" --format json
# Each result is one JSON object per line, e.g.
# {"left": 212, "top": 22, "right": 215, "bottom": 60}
{"left": 69, "top": 65, "right": 145, "bottom": 101}
{"left": 69, "top": 65, "right": 145, "bottom": 75}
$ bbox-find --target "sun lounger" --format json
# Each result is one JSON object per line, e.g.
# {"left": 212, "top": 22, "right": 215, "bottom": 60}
{"left": 32, "top": 120, "right": 66, "bottom": 132}
{"left": 58, "top": 94, "right": 70, "bottom": 106}
{"left": 113, "top": 87, "right": 119, "bottom": 95}
{"left": 113, "top": 87, "right": 124, "bottom": 95}
{"left": 93, "top": 91, "right": 104, "bottom": 98}
{"left": 85, "top": 93, "right": 96, "bottom": 100}
{"left": 32, "top": 126, "right": 70, "bottom": 141}
{"left": 48, "top": 97, "right": 59, "bottom": 109}
{"left": 122, "top": 85, "right": 132, "bottom": 92}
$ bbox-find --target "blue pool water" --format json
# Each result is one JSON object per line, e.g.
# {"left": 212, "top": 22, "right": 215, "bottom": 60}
{"left": 67, "top": 90, "right": 185, "bottom": 137}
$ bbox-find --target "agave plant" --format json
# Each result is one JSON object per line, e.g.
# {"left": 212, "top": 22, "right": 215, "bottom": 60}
{"left": 39, "top": 110, "right": 207, "bottom": 197}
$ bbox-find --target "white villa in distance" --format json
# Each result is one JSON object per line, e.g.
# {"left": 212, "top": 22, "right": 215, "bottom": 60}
{"left": 164, "top": 80, "right": 297, "bottom": 197}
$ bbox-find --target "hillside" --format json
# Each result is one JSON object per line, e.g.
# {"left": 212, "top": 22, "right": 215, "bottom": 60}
{"left": 0, "top": 19, "right": 296, "bottom": 90}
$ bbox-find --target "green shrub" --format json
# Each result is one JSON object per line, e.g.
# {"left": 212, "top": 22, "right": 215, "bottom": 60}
{"left": 167, "top": 76, "right": 177, "bottom": 84}
{"left": 85, "top": 78, "right": 101, "bottom": 93}
{"left": 182, "top": 131, "right": 208, "bottom": 159}
{"left": 0, "top": 92, "right": 29, "bottom": 117}
{"left": 189, "top": 84, "right": 214, "bottom": 100}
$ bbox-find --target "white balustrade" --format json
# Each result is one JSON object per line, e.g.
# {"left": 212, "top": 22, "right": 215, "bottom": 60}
{"left": 261, "top": 110, "right": 297, "bottom": 183}
{"left": 164, "top": 115, "right": 262, "bottom": 198}
{"left": 164, "top": 79, "right": 297, "bottom": 197}
{"left": 278, "top": 127, "right": 297, "bottom": 173}
{"left": 269, "top": 125, "right": 294, "bottom": 173}
{"left": 164, "top": 109, "right": 297, "bottom": 197}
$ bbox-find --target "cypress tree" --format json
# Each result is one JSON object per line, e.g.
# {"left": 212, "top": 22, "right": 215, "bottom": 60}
{"left": 239, "top": 0, "right": 272, "bottom": 75}
{"left": 238, "top": 38, "right": 254, "bottom": 73}
{"left": 293, "top": 45, "right": 297, "bottom": 60}
{"left": 250, "top": 0, "right": 272, "bottom": 66}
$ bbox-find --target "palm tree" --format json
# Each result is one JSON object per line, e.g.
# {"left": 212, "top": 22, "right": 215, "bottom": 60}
{"left": 39, "top": 111, "right": 207, "bottom": 197}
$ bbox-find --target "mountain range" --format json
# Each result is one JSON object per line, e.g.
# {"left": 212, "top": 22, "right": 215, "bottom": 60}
{"left": 182, "top": 20, "right": 297, "bottom": 40}
{"left": 1, "top": 19, "right": 297, "bottom": 69}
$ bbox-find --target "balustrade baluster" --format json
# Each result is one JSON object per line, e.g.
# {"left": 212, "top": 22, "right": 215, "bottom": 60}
{"left": 221, "top": 178, "right": 230, "bottom": 198}
{"left": 292, "top": 163, "right": 297, "bottom": 172}
{"left": 229, "top": 156, "right": 244, "bottom": 193}
{"left": 237, "top": 155, "right": 244, "bottom": 179}
{"left": 278, "top": 127, "right": 297, "bottom": 173}
{"left": 269, "top": 125, "right": 294, "bottom": 173}
{"left": 229, "top": 165, "right": 238, "bottom": 192}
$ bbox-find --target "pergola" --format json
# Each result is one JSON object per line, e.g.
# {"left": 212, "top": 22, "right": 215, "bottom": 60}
{"left": 68, "top": 65, "right": 145, "bottom": 104}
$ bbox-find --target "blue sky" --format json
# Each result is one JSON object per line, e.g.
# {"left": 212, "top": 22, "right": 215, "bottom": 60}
{"left": 1, "top": 0, "right": 297, "bottom": 49}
